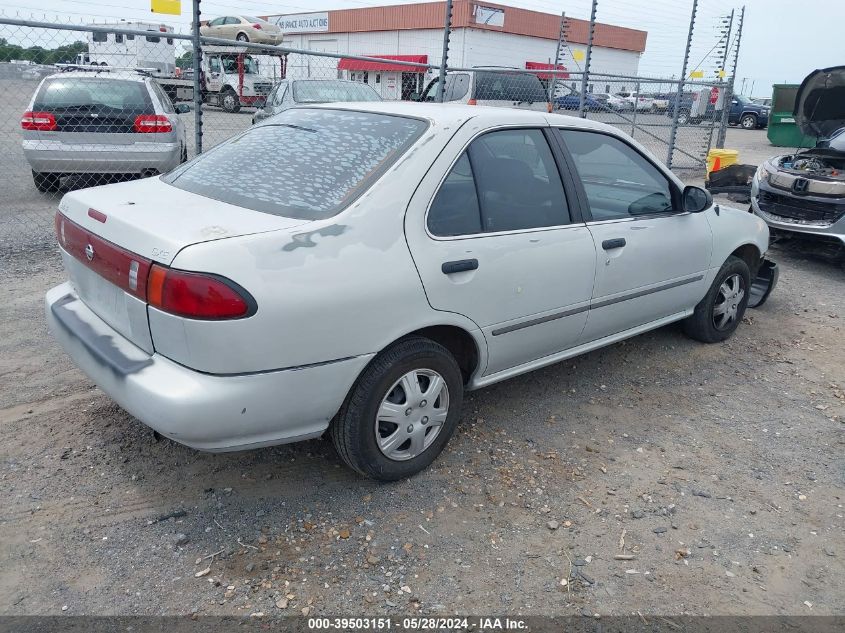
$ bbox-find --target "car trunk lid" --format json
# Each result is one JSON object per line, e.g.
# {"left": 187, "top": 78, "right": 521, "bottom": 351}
{"left": 794, "top": 65, "right": 845, "bottom": 140}
{"left": 56, "top": 177, "right": 308, "bottom": 351}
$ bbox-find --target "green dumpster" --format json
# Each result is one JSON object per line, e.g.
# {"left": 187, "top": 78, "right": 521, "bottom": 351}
{"left": 767, "top": 84, "right": 817, "bottom": 148}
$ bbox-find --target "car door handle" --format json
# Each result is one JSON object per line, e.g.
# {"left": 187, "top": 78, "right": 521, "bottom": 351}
{"left": 441, "top": 259, "right": 478, "bottom": 274}
{"left": 602, "top": 238, "right": 627, "bottom": 250}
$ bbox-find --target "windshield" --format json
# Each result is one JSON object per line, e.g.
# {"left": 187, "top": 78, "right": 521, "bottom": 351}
{"left": 473, "top": 71, "right": 548, "bottom": 102}
{"left": 292, "top": 80, "right": 381, "bottom": 104}
{"left": 163, "top": 109, "right": 428, "bottom": 220}
{"left": 33, "top": 77, "right": 153, "bottom": 112}
{"left": 220, "top": 54, "right": 257, "bottom": 74}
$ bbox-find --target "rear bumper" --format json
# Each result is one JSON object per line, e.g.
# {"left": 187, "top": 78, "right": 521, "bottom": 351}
{"left": 45, "top": 282, "right": 373, "bottom": 452}
{"left": 23, "top": 139, "right": 181, "bottom": 175}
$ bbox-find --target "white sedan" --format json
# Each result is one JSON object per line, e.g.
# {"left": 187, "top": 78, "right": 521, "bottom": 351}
{"left": 46, "top": 103, "right": 777, "bottom": 480}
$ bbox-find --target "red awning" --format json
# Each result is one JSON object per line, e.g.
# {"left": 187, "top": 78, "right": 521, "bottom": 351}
{"left": 338, "top": 54, "right": 428, "bottom": 73}
{"left": 525, "top": 61, "right": 569, "bottom": 81}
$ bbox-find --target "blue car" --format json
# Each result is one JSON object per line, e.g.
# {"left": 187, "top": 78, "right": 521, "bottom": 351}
{"left": 554, "top": 93, "right": 605, "bottom": 111}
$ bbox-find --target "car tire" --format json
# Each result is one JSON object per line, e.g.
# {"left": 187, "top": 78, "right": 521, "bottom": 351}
{"left": 330, "top": 336, "right": 464, "bottom": 481}
{"left": 236, "top": 32, "right": 249, "bottom": 42}
{"left": 32, "top": 171, "right": 60, "bottom": 193}
{"left": 221, "top": 88, "right": 240, "bottom": 113}
{"left": 740, "top": 113, "right": 757, "bottom": 129}
{"left": 683, "top": 255, "right": 751, "bottom": 344}
{"left": 677, "top": 110, "right": 690, "bottom": 125}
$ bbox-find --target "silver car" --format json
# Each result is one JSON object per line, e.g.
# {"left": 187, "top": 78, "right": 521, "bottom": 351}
{"left": 45, "top": 103, "right": 776, "bottom": 480}
{"left": 21, "top": 70, "right": 189, "bottom": 192}
{"left": 751, "top": 66, "right": 845, "bottom": 263}
{"left": 252, "top": 79, "right": 382, "bottom": 124}
{"left": 200, "top": 15, "right": 283, "bottom": 45}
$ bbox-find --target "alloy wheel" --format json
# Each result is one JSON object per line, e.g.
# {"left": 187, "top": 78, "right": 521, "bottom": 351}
{"left": 374, "top": 369, "right": 449, "bottom": 461}
{"left": 713, "top": 273, "right": 745, "bottom": 330}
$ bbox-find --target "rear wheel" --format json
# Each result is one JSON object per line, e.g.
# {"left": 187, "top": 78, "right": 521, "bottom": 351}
{"left": 221, "top": 88, "right": 240, "bottom": 113}
{"left": 330, "top": 337, "right": 463, "bottom": 481}
{"left": 32, "top": 171, "right": 61, "bottom": 193}
{"left": 740, "top": 113, "right": 758, "bottom": 129}
{"left": 236, "top": 32, "right": 249, "bottom": 42}
{"left": 683, "top": 255, "right": 751, "bottom": 343}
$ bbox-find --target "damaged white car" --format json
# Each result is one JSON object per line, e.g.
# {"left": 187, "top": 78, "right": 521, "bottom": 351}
{"left": 46, "top": 103, "right": 777, "bottom": 481}
{"left": 751, "top": 65, "right": 845, "bottom": 265}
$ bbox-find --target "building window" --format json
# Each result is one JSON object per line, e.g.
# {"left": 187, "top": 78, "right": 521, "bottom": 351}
{"left": 605, "top": 84, "right": 611, "bottom": 93}
{"left": 375, "top": 73, "right": 381, "bottom": 84}
{"left": 115, "top": 33, "right": 124, "bottom": 44}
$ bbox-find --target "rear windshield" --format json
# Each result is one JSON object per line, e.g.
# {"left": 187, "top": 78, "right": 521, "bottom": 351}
{"left": 34, "top": 78, "right": 153, "bottom": 112}
{"left": 163, "top": 109, "right": 428, "bottom": 220}
{"left": 292, "top": 80, "right": 381, "bottom": 104}
{"left": 473, "top": 72, "right": 548, "bottom": 103}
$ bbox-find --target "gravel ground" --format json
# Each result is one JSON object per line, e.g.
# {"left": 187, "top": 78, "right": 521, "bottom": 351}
{"left": 1, "top": 242, "right": 842, "bottom": 617}
{"left": 0, "top": 86, "right": 842, "bottom": 617}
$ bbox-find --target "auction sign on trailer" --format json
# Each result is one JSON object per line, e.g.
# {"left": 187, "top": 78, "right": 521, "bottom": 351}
{"left": 272, "top": 12, "right": 330, "bottom": 34}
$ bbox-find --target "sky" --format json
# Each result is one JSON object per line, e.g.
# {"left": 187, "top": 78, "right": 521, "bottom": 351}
{"left": 1, "top": 0, "right": 840, "bottom": 96}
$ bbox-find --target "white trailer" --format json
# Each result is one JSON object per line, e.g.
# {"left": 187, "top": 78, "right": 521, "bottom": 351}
{"left": 77, "top": 22, "right": 176, "bottom": 77}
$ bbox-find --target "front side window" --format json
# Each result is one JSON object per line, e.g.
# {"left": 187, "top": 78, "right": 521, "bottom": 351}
{"left": 559, "top": 129, "right": 674, "bottom": 221}
{"left": 428, "top": 129, "right": 570, "bottom": 236}
{"left": 92, "top": 32, "right": 108, "bottom": 43}
{"left": 163, "top": 109, "right": 428, "bottom": 220}
{"left": 445, "top": 73, "right": 470, "bottom": 101}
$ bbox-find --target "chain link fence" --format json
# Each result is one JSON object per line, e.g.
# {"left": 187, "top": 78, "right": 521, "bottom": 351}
{"left": 0, "top": 4, "right": 743, "bottom": 257}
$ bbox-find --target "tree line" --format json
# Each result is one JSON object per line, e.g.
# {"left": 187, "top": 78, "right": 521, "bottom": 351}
{"left": 0, "top": 38, "right": 88, "bottom": 65}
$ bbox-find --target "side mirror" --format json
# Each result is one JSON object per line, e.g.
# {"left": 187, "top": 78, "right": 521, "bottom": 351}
{"left": 175, "top": 103, "right": 191, "bottom": 114}
{"left": 682, "top": 185, "right": 712, "bottom": 213}
{"left": 409, "top": 92, "right": 420, "bottom": 102}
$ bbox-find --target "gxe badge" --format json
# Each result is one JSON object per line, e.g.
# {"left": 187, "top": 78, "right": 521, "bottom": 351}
{"left": 85, "top": 243, "right": 94, "bottom": 261}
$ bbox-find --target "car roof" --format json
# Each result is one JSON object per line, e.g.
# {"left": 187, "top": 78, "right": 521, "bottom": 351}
{"left": 305, "top": 101, "right": 617, "bottom": 133}
{"left": 42, "top": 70, "right": 148, "bottom": 83}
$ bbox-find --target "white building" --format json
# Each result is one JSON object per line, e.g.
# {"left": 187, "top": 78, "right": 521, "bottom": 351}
{"left": 264, "top": 1, "right": 647, "bottom": 100}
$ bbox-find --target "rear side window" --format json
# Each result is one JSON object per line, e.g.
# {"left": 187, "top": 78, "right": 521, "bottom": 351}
{"left": 473, "top": 72, "right": 547, "bottom": 103}
{"left": 164, "top": 109, "right": 428, "bottom": 220}
{"left": 33, "top": 78, "right": 153, "bottom": 112}
{"left": 445, "top": 74, "right": 470, "bottom": 101}
{"left": 428, "top": 129, "right": 570, "bottom": 236}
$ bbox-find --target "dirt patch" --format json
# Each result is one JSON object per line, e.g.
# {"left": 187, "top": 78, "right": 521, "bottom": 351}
{"left": 0, "top": 246, "right": 842, "bottom": 617}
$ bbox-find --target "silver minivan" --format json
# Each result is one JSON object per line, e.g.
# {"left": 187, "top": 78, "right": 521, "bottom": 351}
{"left": 21, "top": 69, "right": 189, "bottom": 192}
{"left": 417, "top": 69, "right": 551, "bottom": 111}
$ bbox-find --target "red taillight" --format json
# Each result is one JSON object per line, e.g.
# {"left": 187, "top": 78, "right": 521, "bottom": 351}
{"left": 55, "top": 213, "right": 151, "bottom": 299}
{"left": 22, "top": 111, "right": 57, "bottom": 131}
{"left": 252, "top": 23, "right": 263, "bottom": 29}
{"left": 133, "top": 114, "right": 172, "bottom": 133}
{"left": 147, "top": 264, "right": 254, "bottom": 320}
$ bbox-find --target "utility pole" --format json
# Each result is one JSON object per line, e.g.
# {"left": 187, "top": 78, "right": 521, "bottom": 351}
{"left": 436, "top": 0, "right": 453, "bottom": 103}
{"left": 191, "top": 0, "right": 203, "bottom": 154}
{"left": 578, "top": 0, "right": 597, "bottom": 118}
{"left": 667, "top": 0, "right": 698, "bottom": 168}
{"left": 548, "top": 12, "right": 566, "bottom": 101}
{"left": 716, "top": 5, "right": 745, "bottom": 148}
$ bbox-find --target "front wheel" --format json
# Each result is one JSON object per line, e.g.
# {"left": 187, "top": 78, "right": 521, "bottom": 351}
{"left": 330, "top": 337, "right": 463, "bottom": 481}
{"left": 220, "top": 89, "right": 240, "bottom": 113}
{"left": 740, "top": 113, "right": 758, "bottom": 129}
{"left": 683, "top": 255, "right": 751, "bottom": 343}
